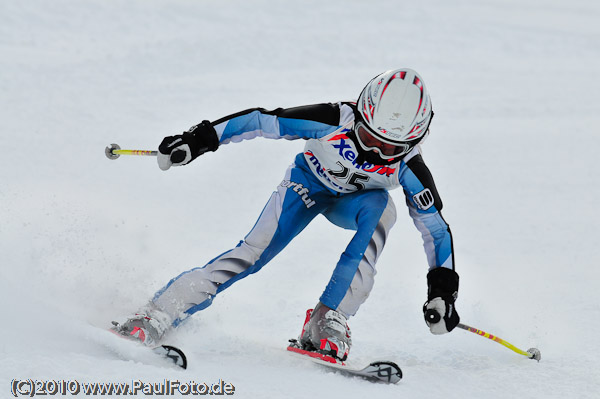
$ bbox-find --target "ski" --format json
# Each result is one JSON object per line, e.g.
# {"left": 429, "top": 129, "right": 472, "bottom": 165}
{"left": 105, "top": 327, "right": 187, "bottom": 369}
{"left": 287, "top": 339, "right": 402, "bottom": 384}
{"left": 150, "top": 344, "right": 187, "bottom": 369}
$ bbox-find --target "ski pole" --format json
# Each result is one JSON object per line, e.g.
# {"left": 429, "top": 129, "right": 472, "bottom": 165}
{"left": 105, "top": 143, "right": 157, "bottom": 160}
{"left": 457, "top": 323, "right": 541, "bottom": 362}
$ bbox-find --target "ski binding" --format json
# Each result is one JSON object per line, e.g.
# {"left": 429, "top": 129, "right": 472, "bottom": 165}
{"left": 107, "top": 327, "right": 187, "bottom": 369}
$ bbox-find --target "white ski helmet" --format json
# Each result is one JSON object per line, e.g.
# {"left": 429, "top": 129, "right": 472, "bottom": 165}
{"left": 354, "top": 68, "right": 433, "bottom": 164}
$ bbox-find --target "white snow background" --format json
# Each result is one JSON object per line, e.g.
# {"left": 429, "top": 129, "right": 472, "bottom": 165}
{"left": 1, "top": 0, "right": 599, "bottom": 398}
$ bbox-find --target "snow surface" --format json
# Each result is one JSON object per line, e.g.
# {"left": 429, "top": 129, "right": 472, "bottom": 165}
{"left": 1, "top": 0, "right": 599, "bottom": 397}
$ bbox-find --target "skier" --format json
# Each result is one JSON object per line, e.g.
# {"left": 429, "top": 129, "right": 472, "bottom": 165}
{"left": 113, "top": 68, "right": 460, "bottom": 361}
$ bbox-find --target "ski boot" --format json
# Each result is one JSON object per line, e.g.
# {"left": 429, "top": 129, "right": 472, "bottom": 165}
{"left": 111, "top": 306, "right": 171, "bottom": 347}
{"left": 299, "top": 302, "right": 352, "bottom": 361}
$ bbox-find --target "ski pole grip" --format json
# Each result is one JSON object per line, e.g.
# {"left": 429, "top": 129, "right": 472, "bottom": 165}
{"left": 425, "top": 309, "right": 441, "bottom": 324}
{"left": 169, "top": 146, "right": 209, "bottom": 164}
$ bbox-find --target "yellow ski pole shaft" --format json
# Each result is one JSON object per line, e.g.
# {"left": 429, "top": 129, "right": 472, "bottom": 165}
{"left": 457, "top": 323, "right": 541, "bottom": 361}
{"left": 113, "top": 149, "right": 157, "bottom": 157}
{"left": 105, "top": 143, "right": 157, "bottom": 160}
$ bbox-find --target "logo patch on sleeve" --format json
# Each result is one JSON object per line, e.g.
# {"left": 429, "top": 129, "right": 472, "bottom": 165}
{"left": 413, "top": 188, "right": 434, "bottom": 210}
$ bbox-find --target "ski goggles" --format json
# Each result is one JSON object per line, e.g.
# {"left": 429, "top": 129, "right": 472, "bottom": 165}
{"left": 354, "top": 122, "right": 413, "bottom": 160}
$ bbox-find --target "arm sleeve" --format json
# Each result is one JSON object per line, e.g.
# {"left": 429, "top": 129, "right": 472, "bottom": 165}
{"left": 211, "top": 103, "right": 346, "bottom": 145}
{"left": 398, "top": 151, "right": 455, "bottom": 271}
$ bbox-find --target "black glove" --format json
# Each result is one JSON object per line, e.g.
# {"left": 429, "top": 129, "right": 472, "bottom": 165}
{"left": 423, "top": 268, "right": 460, "bottom": 334}
{"left": 157, "top": 120, "right": 219, "bottom": 171}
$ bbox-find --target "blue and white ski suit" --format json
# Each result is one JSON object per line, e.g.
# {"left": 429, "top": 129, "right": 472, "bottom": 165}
{"left": 152, "top": 102, "right": 454, "bottom": 326}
